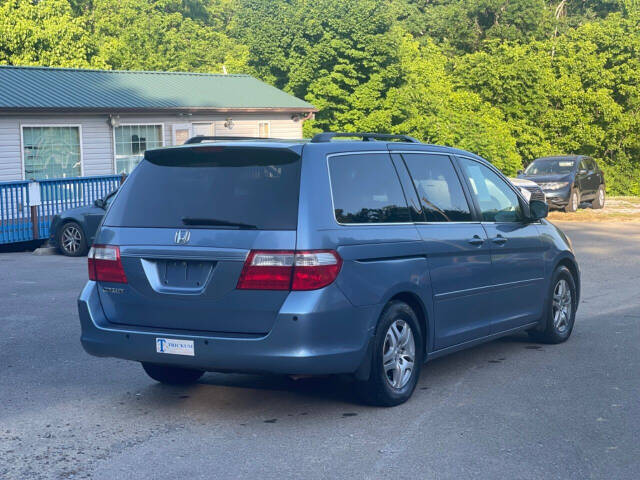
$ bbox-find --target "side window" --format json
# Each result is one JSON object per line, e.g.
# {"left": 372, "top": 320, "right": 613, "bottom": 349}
{"left": 458, "top": 157, "right": 523, "bottom": 223}
{"left": 329, "top": 153, "right": 411, "bottom": 224}
{"left": 402, "top": 153, "right": 472, "bottom": 222}
{"left": 579, "top": 159, "right": 588, "bottom": 172}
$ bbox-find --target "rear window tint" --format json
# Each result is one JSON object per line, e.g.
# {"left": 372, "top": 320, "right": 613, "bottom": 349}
{"left": 104, "top": 146, "right": 301, "bottom": 230}
{"left": 328, "top": 153, "right": 411, "bottom": 224}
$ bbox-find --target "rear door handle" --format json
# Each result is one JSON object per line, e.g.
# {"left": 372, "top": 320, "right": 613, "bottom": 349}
{"left": 468, "top": 235, "right": 484, "bottom": 246}
{"left": 492, "top": 235, "right": 507, "bottom": 245}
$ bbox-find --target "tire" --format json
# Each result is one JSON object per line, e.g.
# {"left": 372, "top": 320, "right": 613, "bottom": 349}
{"left": 592, "top": 185, "right": 605, "bottom": 209}
{"left": 57, "top": 221, "right": 88, "bottom": 257}
{"left": 141, "top": 362, "right": 204, "bottom": 385}
{"left": 529, "top": 266, "right": 577, "bottom": 344}
{"left": 564, "top": 190, "right": 579, "bottom": 213}
{"left": 355, "top": 301, "right": 423, "bottom": 407}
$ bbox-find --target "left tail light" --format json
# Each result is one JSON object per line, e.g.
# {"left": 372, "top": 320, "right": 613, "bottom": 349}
{"left": 88, "top": 245, "right": 127, "bottom": 283}
{"left": 237, "top": 250, "right": 342, "bottom": 291}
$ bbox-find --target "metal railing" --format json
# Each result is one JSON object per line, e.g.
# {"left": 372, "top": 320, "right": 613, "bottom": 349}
{"left": 0, "top": 175, "right": 122, "bottom": 244}
{"left": 0, "top": 181, "right": 32, "bottom": 244}
{"left": 37, "top": 175, "right": 121, "bottom": 239}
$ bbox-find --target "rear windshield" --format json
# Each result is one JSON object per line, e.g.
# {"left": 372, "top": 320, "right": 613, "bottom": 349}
{"left": 104, "top": 146, "right": 301, "bottom": 230}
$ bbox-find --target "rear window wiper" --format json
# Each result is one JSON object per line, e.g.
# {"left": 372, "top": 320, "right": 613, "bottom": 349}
{"left": 181, "top": 217, "right": 258, "bottom": 229}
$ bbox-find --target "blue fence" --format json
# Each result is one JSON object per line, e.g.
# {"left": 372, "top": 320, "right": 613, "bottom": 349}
{"left": 0, "top": 175, "right": 122, "bottom": 245}
{"left": 0, "top": 181, "right": 32, "bottom": 244}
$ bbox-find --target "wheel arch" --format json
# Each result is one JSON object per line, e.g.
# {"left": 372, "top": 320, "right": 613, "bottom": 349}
{"left": 554, "top": 255, "right": 580, "bottom": 307}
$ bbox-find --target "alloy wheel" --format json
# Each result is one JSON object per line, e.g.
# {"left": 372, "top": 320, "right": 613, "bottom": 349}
{"left": 572, "top": 192, "right": 578, "bottom": 211}
{"left": 382, "top": 319, "right": 415, "bottom": 389}
{"left": 61, "top": 225, "right": 82, "bottom": 254}
{"left": 552, "top": 279, "right": 572, "bottom": 334}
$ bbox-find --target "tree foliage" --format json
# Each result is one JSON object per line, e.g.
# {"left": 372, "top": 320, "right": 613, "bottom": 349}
{"left": 0, "top": 0, "right": 638, "bottom": 193}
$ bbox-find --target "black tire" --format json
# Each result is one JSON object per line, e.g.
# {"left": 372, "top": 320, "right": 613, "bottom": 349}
{"left": 564, "top": 190, "right": 579, "bottom": 213}
{"left": 141, "top": 362, "right": 204, "bottom": 385}
{"left": 355, "top": 301, "right": 423, "bottom": 407}
{"left": 529, "top": 266, "right": 577, "bottom": 344}
{"left": 592, "top": 185, "right": 605, "bottom": 209}
{"left": 57, "top": 221, "right": 88, "bottom": 257}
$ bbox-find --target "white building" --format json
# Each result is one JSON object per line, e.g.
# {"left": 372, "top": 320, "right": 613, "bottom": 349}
{"left": 0, "top": 65, "right": 316, "bottom": 182}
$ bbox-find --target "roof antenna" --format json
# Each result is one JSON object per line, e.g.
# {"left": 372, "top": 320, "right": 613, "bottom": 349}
{"left": 222, "top": 64, "right": 228, "bottom": 75}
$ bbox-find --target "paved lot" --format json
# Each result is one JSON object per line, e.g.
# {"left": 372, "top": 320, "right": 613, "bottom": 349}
{"left": 1, "top": 222, "right": 639, "bottom": 479}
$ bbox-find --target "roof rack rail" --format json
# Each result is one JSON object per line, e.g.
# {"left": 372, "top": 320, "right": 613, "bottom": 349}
{"left": 184, "top": 135, "right": 267, "bottom": 144}
{"left": 310, "top": 132, "right": 421, "bottom": 144}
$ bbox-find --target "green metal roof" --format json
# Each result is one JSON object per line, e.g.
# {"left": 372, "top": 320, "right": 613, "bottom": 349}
{"left": 0, "top": 65, "right": 316, "bottom": 112}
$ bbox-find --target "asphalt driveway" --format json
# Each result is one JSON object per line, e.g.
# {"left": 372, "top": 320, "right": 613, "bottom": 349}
{"left": 1, "top": 222, "right": 639, "bottom": 479}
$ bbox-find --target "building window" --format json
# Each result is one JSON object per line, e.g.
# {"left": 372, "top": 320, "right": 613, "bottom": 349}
{"left": 114, "top": 124, "right": 163, "bottom": 174}
{"left": 22, "top": 126, "right": 81, "bottom": 180}
{"left": 258, "top": 121, "right": 270, "bottom": 138}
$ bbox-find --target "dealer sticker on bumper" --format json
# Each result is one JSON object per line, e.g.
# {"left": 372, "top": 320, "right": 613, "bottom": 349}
{"left": 155, "top": 338, "right": 194, "bottom": 356}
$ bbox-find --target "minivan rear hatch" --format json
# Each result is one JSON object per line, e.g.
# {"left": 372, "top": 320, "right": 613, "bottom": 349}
{"left": 97, "top": 144, "right": 302, "bottom": 334}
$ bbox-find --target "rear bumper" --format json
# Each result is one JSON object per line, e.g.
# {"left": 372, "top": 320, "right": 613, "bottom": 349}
{"left": 78, "top": 281, "right": 377, "bottom": 375}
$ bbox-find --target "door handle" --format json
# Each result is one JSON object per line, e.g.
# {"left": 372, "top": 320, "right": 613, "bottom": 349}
{"left": 468, "top": 235, "right": 484, "bottom": 246}
{"left": 492, "top": 235, "right": 507, "bottom": 245}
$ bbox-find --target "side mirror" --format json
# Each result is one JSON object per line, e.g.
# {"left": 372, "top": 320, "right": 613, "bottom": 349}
{"left": 94, "top": 198, "right": 105, "bottom": 209}
{"left": 528, "top": 200, "right": 548, "bottom": 221}
{"left": 517, "top": 169, "right": 524, "bottom": 175}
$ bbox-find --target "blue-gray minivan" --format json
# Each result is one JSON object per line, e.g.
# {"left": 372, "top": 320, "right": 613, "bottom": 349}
{"left": 78, "top": 133, "right": 580, "bottom": 406}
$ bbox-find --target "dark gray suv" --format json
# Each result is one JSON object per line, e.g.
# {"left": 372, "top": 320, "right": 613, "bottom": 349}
{"left": 518, "top": 155, "right": 605, "bottom": 212}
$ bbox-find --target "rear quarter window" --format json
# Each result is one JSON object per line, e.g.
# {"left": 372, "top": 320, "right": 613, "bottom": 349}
{"left": 328, "top": 153, "right": 411, "bottom": 224}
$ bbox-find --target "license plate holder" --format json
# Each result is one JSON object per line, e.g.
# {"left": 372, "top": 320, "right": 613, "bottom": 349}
{"left": 155, "top": 338, "right": 195, "bottom": 356}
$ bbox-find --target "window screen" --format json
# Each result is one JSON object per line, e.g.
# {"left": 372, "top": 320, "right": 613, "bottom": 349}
{"left": 115, "top": 125, "right": 163, "bottom": 174}
{"left": 22, "top": 126, "right": 81, "bottom": 180}
{"left": 328, "top": 153, "right": 411, "bottom": 224}
{"left": 402, "top": 153, "right": 471, "bottom": 222}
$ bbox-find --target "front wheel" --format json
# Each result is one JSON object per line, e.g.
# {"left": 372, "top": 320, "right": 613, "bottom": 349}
{"left": 57, "top": 221, "right": 88, "bottom": 256}
{"left": 355, "top": 301, "right": 423, "bottom": 407}
{"left": 529, "top": 266, "right": 577, "bottom": 344}
{"left": 564, "top": 190, "right": 579, "bottom": 213}
{"left": 141, "top": 362, "right": 204, "bottom": 385}
{"left": 592, "top": 185, "right": 605, "bottom": 209}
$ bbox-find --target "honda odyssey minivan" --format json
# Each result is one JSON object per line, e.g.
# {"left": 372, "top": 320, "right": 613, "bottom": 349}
{"left": 78, "top": 133, "right": 580, "bottom": 406}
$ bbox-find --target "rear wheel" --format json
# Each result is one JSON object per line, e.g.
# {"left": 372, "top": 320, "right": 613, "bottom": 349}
{"left": 529, "top": 266, "right": 577, "bottom": 344}
{"left": 564, "top": 190, "right": 579, "bottom": 213}
{"left": 355, "top": 301, "right": 423, "bottom": 407}
{"left": 141, "top": 362, "right": 204, "bottom": 385}
{"left": 57, "top": 221, "right": 88, "bottom": 257}
{"left": 592, "top": 185, "right": 605, "bottom": 209}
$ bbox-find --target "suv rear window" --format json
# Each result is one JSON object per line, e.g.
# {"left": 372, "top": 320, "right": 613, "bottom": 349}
{"left": 104, "top": 146, "right": 301, "bottom": 230}
{"left": 328, "top": 153, "right": 411, "bottom": 224}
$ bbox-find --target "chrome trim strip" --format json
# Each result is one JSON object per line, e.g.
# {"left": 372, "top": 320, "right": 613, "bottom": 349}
{"left": 434, "top": 277, "right": 545, "bottom": 300}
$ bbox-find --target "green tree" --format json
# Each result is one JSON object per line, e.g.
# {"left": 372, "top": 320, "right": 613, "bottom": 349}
{"left": 0, "top": 0, "right": 101, "bottom": 68}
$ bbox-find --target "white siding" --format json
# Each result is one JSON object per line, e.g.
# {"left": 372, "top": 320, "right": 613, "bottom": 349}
{"left": 0, "top": 112, "right": 304, "bottom": 182}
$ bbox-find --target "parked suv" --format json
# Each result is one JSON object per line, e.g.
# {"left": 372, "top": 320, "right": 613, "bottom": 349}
{"left": 518, "top": 155, "right": 605, "bottom": 212}
{"left": 78, "top": 133, "right": 580, "bottom": 406}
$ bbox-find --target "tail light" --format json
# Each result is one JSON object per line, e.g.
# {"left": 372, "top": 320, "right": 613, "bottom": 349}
{"left": 88, "top": 245, "right": 128, "bottom": 283}
{"left": 237, "top": 250, "right": 342, "bottom": 291}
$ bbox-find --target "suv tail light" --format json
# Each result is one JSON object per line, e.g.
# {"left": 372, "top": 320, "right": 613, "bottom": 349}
{"left": 88, "top": 245, "right": 128, "bottom": 283}
{"left": 237, "top": 250, "right": 342, "bottom": 291}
